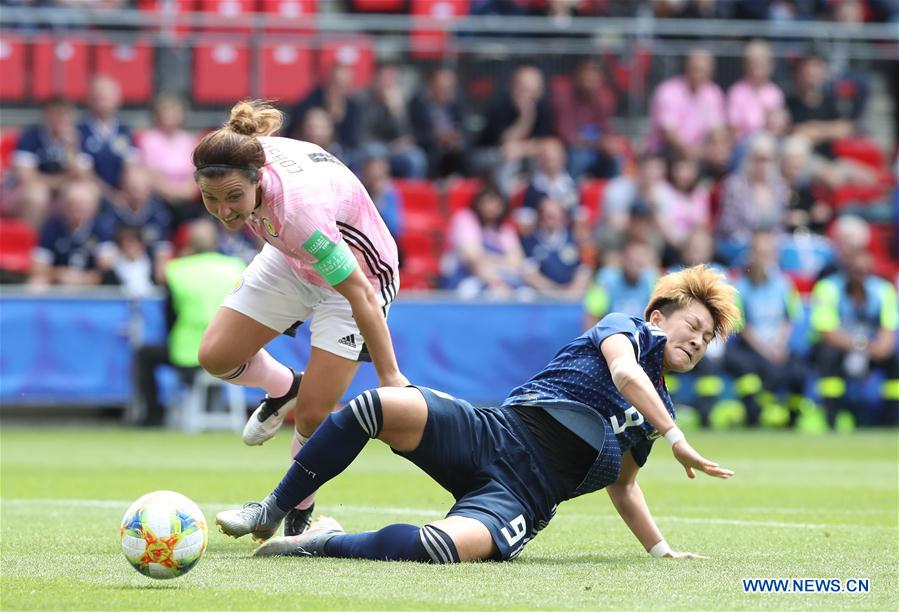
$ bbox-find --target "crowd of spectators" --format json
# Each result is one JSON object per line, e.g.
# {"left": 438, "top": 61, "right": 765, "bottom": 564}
{"left": 0, "top": 8, "right": 896, "bottom": 427}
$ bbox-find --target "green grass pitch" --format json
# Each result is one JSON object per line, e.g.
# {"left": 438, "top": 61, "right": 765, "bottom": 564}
{"left": 1, "top": 427, "right": 896, "bottom": 610}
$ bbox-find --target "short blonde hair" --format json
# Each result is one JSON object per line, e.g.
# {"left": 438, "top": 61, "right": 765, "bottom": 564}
{"left": 644, "top": 265, "right": 740, "bottom": 340}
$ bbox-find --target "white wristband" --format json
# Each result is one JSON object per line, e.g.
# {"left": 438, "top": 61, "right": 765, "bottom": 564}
{"left": 663, "top": 426, "right": 685, "bottom": 447}
{"left": 649, "top": 540, "right": 672, "bottom": 558}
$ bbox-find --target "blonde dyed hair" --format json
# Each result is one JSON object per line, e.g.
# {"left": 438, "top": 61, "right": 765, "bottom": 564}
{"left": 644, "top": 265, "right": 740, "bottom": 340}
{"left": 192, "top": 100, "right": 283, "bottom": 182}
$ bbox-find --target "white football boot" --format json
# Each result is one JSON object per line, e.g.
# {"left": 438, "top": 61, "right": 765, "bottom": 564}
{"left": 242, "top": 370, "right": 302, "bottom": 446}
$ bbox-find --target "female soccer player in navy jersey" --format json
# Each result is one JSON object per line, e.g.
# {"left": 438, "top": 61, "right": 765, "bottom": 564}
{"left": 217, "top": 265, "right": 741, "bottom": 563}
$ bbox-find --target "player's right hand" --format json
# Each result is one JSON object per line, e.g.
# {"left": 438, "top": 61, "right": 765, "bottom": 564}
{"left": 380, "top": 372, "right": 410, "bottom": 388}
{"left": 664, "top": 550, "right": 708, "bottom": 559}
{"left": 672, "top": 439, "right": 734, "bottom": 480}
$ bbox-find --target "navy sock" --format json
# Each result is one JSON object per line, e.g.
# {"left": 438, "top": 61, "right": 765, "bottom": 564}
{"left": 323, "top": 524, "right": 460, "bottom": 564}
{"left": 271, "top": 390, "right": 382, "bottom": 512}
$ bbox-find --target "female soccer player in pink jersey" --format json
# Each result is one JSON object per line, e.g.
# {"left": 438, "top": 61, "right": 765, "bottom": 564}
{"left": 191, "top": 100, "right": 407, "bottom": 536}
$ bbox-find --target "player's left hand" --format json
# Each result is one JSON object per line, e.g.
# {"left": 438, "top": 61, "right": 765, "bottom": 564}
{"left": 664, "top": 550, "right": 708, "bottom": 559}
{"left": 672, "top": 440, "right": 734, "bottom": 480}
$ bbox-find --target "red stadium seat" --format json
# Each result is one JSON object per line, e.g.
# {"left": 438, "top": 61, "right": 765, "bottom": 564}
{"left": 192, "top": 41, "right": 250, "bottom": 103}
{"left": 445, "top": 177, "right": 482, "bottom": 213}
{"left": 351, "top": 0, "right": 406, "bottom": 12}
{"left": 258, "top": 42, "right": 315, "bottom": 103}
{"left": 0, "top": 129, "right": 20, "bottom": 175}
{"left": 832, "top": 137, "right": 885, "bottom": 170}
{"left": 394, "top": 179, "right": 444, "bottom": 232}
{"left": 786, "top": 272, "right": 816, "bottom": 298}
{"left": 32, "top": 37, "right": 89, "bottom": 101}
{"left": 259, "top": 0, "right": 317, "bottom": 32}
{"left": 319, "top": 37, "right": 375, "bottom": 90}
{"left": 410, "top": 0, "right": 469, "bottom": 59}
{"left": 400, "top": 230, "right": 439, "bottom": 260}
{"left": 197, "top": 0, "right": 256, "bottom": 32}
{"left": 579, "top": 179, "right": 607, "bottom": 224}
{"left": 399, "top": 230, "right": 442, "bottom": 290}
{"left": 137, "top": 0, "right": 195, "bottom": 38}
{"left": 93, "top": 39, "right": 154, "bottom": 104}
{"left": 0, "top": 34, "right": 26, "bottom": 101}
{"left": 0, "top": 219, "right": 37, "bottom": 275}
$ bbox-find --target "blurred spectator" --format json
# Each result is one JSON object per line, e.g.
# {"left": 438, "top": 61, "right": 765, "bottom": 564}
{"left": 96, "top": 164, "right": 173, "bottom": 277}
{"left": 702, "top": 125, "right": 736, "bottom": 182}
{"left": 29, "top": 180, "right": 113, "bottom": 287}
{"left": 297, "top": 107, "right": 346, "bottom": 161}
{"left": 653, "top": 0, "right": 723, "bottom": 18}
{"left": 810, "top": 245, "right": 898, "bottom": 427}
{"left": 583, "top": 239, "right": 658, "bottom": 328}
{"left": 716, "top": 132, "right": 788, "bottom": 264}
{"left": 78, "top": 75, "right": 135, "bottom": 189}
{"left": 133, "top": 219, "right": 246, "bottom": 426}
{"left": 441, "top": 187, "right": 526, "bottom": 298}
{"left": 408, "top": 66, "right": 467, "bottom": 178}
{"left": 360, "top": 151, "right": 404, "bottom": 241}
{"left": 726, "top": 231, "right": 807, "bottom": 427}
{"left": 106, "top": 225, "right": 156, "bottom": 297}
{"left": 727, "top": 40, "right": 786, "bottom": 143}
{"left": 470, "top": 0, "right": 529, "bottom": 17}
{"left": 816, "top": 212, "right": 871, "bottom": 280}
{"left": 597, "top": 152, "right": 669, "bottom": 251}
{"left": 520, "top": 195, "right": 590, "bottom": 297}
{"left": 786, "top": 52, "right": 853, "bottom": 158}
{"left": 552, "top": 57, "right": 619, "bottom": 179}
{"left": 8, "top": 97, "right": 93, "bottom": 228}
{"left": 137, "top": 94, "right": 200, "bottom": 226}
{"left": 287, "top": 64, "right": 362, "bottom": 157}
{"left": 473, "top": 64, "right": 553, "bottom": 196}
{"left": 647, "top": 48, "right": 725, "bottom": 159}
{"left": 522, "top": 138, "right": 580, "bottom": 213}
{"left": 733, "top": 0, "right": 817, "bottom": 20}
{"left": 358, "top": 63, "right": 428, "bottom": 179}
{"left": 678, "top": 226, "right": 717, "bottom": 267}
{"left": 781, "top": 135, "right": 833, "bottom": 235}
{"left": 658, "top": 155, "right": 710, "bottom": 253}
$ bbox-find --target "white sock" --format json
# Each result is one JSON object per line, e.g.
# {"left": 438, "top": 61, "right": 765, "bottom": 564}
{"left": 291, "top": 429, "right": 316, "bottom": 511}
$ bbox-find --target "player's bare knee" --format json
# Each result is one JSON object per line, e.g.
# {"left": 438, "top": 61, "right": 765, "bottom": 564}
{"left": 295, "top": 404, "right": 333, "bottom": 437}
{"left": 197, "top": 336, "right": 237, "bottom": 376}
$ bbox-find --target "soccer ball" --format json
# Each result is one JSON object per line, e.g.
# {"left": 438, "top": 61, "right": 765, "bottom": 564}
{"left": 120, "top": 490, "right": 208, "bottom": 579}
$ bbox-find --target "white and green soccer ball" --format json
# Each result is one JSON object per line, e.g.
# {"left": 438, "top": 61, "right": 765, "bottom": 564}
{"left": 120, "top": 490, "right": 208, "bottom": 579}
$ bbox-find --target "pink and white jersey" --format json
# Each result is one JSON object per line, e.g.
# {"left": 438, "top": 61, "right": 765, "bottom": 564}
{"left": 246, "top": 136, "right": 398, "bottom": 303}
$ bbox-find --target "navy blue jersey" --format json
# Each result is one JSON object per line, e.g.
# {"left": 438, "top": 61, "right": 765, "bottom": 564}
{"left": 504, "top": 313, "right": 673, "bottom": 463}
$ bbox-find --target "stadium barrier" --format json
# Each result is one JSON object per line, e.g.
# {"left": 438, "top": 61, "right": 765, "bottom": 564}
{"left": 0, "top": 289, "right": 582, "bottom": 408}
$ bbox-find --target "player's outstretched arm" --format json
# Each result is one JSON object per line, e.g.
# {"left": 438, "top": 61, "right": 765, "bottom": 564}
{"left": 606, "top": 453, "right": 707, "bottom": 559}
{"left": 600, "top": 333, "right": 734, "bottom": 480}
{"left": 333, "top": 267, "right": 409, "bottom": 388}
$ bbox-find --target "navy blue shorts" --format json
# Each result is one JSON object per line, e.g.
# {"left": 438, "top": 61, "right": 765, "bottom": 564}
{"left": 396, "top": 386, "right": 563, "bottom": 560}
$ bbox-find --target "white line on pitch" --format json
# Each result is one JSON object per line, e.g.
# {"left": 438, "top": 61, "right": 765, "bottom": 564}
{"left": 1, "top": 498, "right": 893, "bottom": 531}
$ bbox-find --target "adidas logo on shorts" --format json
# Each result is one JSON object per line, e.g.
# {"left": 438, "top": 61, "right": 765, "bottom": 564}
{"left": 337, "top": 334, "right": 357, "bottom": 348}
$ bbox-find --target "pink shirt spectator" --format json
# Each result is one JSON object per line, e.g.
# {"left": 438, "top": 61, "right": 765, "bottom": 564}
{"left": 446, "top": 208, "right": 520, "bottom": 257}
{"left": 249, "top": 136, "right": 398, "bottom": 295}
{"left": 726, "top": 79, "right": 785, "bottom": 141}
{"left": 648, "top": 76, "right": 725, "bottom": 153}
{"left": 657, "top": 181, "right": 710, "bottom": 244}
{"left": 138, "top": 129, "right": 198, "bottom": 185}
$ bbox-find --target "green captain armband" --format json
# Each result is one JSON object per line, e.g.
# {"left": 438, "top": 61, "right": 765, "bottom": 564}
{"left": 303, "top": 230, "right": 357, "bottom": 285}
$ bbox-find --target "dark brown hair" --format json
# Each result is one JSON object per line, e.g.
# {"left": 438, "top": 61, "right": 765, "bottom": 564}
{"left": 192, "top": 100, "right": 283, "bottom": 183}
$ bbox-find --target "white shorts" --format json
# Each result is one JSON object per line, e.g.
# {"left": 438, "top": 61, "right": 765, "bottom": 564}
{"left": 222, "top": 243, "right": 398, "bottom": 362}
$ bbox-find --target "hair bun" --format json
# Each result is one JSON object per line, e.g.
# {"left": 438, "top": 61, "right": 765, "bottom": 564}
{"left": 226, "top": 100, "right": 283, "bottom": 137}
